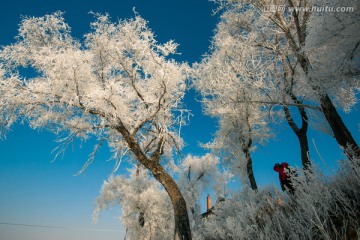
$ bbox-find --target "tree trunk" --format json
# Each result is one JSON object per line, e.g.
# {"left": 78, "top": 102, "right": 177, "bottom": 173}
{"left": 283, "top": 104, "right": 311, "bottom": 171}
{"left": 148, "top": 162, "right": 192, "bottom": 240}
{"left": 297, "top": 130, "right": 311, "bottom": 170}
{"left": 135, "top": 163, "right": 146, "bottom": 228}
{"left": 246, "top": 152, "right": 258, "bottom": 191}
{"left": 115, "top": 124, "right": 192, "bottom": 240}
{"left": 281, "top": 53, "right": 312, "bottom": 171}
{"left": 241, "top": 97, "right": 258, "bottom": 192}
{"left": 243, "top": 142, "right": 258, "bottom": 191}
{"left": 319, "top": 93, "right": 360, "bottom": 162}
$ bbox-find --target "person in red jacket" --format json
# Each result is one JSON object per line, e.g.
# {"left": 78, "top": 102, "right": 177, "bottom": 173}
{"left": 274, "top": 162, "right": 295, "bottom": 194}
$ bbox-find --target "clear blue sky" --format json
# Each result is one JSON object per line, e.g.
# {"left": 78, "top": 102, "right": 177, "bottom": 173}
{"left": 0, "top": 1, "right": 359, "bottom": 240}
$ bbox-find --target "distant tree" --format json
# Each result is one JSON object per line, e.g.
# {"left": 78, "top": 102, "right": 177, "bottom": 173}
{"left": 0, "top": 12, "right": 192, "bottom": 240}
{"left": 212, "top": 0, "right": 360, "bottom": 162}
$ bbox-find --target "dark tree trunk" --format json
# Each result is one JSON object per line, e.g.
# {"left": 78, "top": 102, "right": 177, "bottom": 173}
{"left": 115, "top": 123, "right": 192, "bottom": 240}
{"left": 242, "top": 138, "right": 258, "bottom": 191}
{"left": 297, "top": 130, "right": 310, "bottom": 170}
{"left": 241, "top": 97, "right": 258, "bottom": 192}
{"left": 148, "top": 162, "right": 192, "bottom": 240}
{"left": 283, "top": 102, "right": 311, "bottom": 171}
{"left": 319, "top": 93, "right": 360, "bottom": 162}
{"left": 245, "top": 147, "right": 258, "bottom": 191}
{"left": 281, "top": 54, "right": 311, "bottom": 171}
{"left": 136, "top": 164, "right": 145, "bottom": 228}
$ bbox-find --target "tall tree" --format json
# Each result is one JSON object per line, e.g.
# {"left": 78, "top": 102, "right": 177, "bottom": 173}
{"left": 0, "top": 12, "right": 192, "bottom": 240}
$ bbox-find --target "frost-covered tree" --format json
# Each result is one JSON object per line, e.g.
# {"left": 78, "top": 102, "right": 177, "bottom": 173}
{"left": 94, "top": 167, "right": 174, "bottom": 239}
{"left": 193, "top": 9, "right": 274, "bottom": 190}
{"left": 0, "top": 12, "right": 192, "bottom": 239}
{"left": 212, "top": 0, "right": 360, "bottom": 162}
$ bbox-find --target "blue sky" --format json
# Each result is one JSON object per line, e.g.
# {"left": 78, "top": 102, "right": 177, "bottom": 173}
{"left": 0, "top": 1, "right": 359, "bottom": 240}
